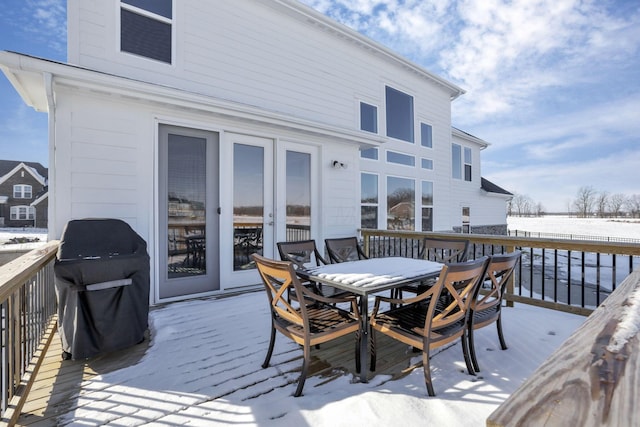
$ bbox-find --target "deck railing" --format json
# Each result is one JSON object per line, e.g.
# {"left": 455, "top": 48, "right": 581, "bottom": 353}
{"left": 0, "top": 241, "right": 59, "bottom": 424}
{"left": 2, "top": 232, "right": 639, "bottom": 422}
{"left": 361, "top": 229, "right": 640, "bottom": 316}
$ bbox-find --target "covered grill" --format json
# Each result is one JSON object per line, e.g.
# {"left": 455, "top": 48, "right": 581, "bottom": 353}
{"left": 54, "top": 218, "right": 150, "bottom": 360}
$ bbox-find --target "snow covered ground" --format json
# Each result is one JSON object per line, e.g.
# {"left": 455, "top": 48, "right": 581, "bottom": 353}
{"left": 507, "top": 215, "right": 640, "bottom": 240}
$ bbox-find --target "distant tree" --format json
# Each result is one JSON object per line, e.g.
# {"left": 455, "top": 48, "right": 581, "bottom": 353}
{"left": 596, "top": 191, "right": 609, "bottom": 218}
{"left": 510, "top": 193, "right": 534, "bottom": 216}
{"left": 608, "top": 193, "right": 627, "bottom": 217}
{"left": 535, "top": 202, "right": 545, "bottom": 216}
{"left": 627, "top": 194, "right": 640, "bottom": 218}
{"left": 573, "top": 186, "right": 597, "bottom": 217}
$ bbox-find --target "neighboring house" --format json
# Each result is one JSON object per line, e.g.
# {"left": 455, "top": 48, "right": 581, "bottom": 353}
{"left": 0, "top": 0, "right": 511, "bottom": 304}
{"left": 0, "top": 160, "right": 48, "bottom": 228}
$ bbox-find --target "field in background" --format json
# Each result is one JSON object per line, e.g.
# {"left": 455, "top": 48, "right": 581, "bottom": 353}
{"left": 507, "top": 215, "right": 640, "bottom": 240}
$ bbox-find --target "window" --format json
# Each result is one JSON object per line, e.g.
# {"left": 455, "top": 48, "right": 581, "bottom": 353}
{"left": 420, "top": 123, "right": 433, "bottom": 148}
{"left": 462, "top": 207, "right": 470, "bottom": 233}
{"left": 421, "top": 181, "right": 433, "bottom": 232}
{"left": 10, "top": 206, "right": 35, "bottom": 220}
{"left": 386, "top": 150, "right": 415, "bottom": 167}
{"left": 387, "top": 176, "right": 414, "bottom": 230}
{"left": 452, "top": 143, "right": 462, "bottom": 179}
{"left": 421, "top": 158, "right": 433, "bottom": 170}
{"left": 453, "top": 144, "right": 473, "bottom": 182}
{"left": 360, "top": 148, "right": 378, "bottom": 160}
{"left": 13, "top": 184, "right": 32, "bottom": 199}
{"left": 121, "top": 0, "right": 172, "bottom": 63}
{"left": 361, "top": 173, "right": 378, "bottom": 229}
{"left": 360, "top": 102, "right": 378, "bottom": 133}
{"left": 464, "top": 147, "right": 472, "bottom": 182}
{"left": 385, "top": 86, "right": 414, "bottom": 143}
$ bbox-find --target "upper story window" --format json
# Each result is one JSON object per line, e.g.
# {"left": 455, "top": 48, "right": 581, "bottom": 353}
{"left": 121, "top": 0, "right": 173, "bottom": 64}
{"left": 385, "top": 86, "right": 414, "bottom": 143}
{"left": 360, "top": 148, "right": 378, "bottom": 160}
{"left": 13, "top": 184, "right": 32, "bottom": 199}
{"left": 420, "top": 123, "right": 433, "bottom": 148}
{"left": 452, "top": 144, "right": 473, "bottom": 182}
{"left": 464, "top": 147, "right": 472, "bottom": 181}
{"left": 386, "top": 150, "right": 415, "bottom": 167}
{"left": 360, "top": 102, "right": 378, "bottom": 133}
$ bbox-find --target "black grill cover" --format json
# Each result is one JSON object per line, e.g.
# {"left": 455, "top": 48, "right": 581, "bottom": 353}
{"left": 54, "top": 219, "right": 150, "bottom": 360}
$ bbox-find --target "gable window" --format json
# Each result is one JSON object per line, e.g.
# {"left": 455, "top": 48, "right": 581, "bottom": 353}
{"left": 385, "top": 86, "right": 414, "bottom": 143}
{"left": 360, "top": 148, "right": 378, "bottom": 160}
{"left": 421, "top": 181, "right": 433, "bottom": 232}
{"left": 10, "top": 206, "right": 35, "bottom": 220}
{"left": 360, "top": 102, "right": 378, "bottom": 133}
{"left": 361, "top": 173, "right": 378, "bottom": 229}
{"left": 13, "top": 184, "right": 32, "bottom": 199}
{"left": 386, "top": 150, "right": 415, "bottom": 167}
{"left": 464, "top": 147, "right": 472, "bottom": 181}
{"left": 387, "top": 176, "right": 414, "bottom": 230}
{"left": 121, "top": 0, "right": 172, "bottom": 64}
{"left": 420, "top": 123, "right": 433, "bottom": 148}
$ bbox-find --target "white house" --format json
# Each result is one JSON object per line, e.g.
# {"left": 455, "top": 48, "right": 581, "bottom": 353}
{"left": 0, "top": 0, "right": 511, "bottom": 304}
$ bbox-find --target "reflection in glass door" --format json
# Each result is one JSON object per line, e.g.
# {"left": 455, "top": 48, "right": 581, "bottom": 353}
{"left": 233, "top": 144, "right": 264, "bottom": 270}
{"left": 285, "top": 151, "right": 311, "bottom": 242}
{"left": 159, "top": 125, "right": 219, "bottom": 299}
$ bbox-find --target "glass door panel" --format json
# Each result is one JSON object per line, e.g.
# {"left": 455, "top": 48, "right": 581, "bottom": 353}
{"left": 233, "top": 143, "right": 264, "bottom": 270}
{"left": 285, "top": 151, "right": 311, "bottom": 241}
{"left": 159, "top": 125, "right": 219, "bottom": 300}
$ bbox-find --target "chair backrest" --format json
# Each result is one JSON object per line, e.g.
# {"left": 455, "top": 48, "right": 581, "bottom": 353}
{"left": 420, "top": 237, "right": 470, "bottom": 264}
{"left": 324, "top": 237, "right": 368, "bottom": 263}
{"left": 252, "top": 253, "right": 307, "bottom": 327}
{"left": 276, "top": 240, "right": 328, "bottom": 270}
{"left": 426, "top": 256, "right": 490, "bottom": 333}
{"left": 475, "top": 251, "right": 521, "bottom": 312}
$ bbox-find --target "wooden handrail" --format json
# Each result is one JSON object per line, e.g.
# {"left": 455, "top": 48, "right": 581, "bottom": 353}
{"left": 486, "top": 269, "right": 640, "bottom": 426}
{"left": 0, "top": 241, "right": 59, "bottom": 301}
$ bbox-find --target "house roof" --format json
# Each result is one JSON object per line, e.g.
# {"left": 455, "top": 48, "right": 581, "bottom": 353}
{"left": 0, "top": 160, "right": 48, "bottom": 180}
{"left": 452, "top": 127, "right": 490, "bottom": 149}
{"left": 481, "top": 177, "right": 513, "bottom": 196}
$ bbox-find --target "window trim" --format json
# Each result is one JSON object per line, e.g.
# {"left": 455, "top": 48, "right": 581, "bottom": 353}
{"left": 13, "top": 184, "right": 32, "bottom": 199}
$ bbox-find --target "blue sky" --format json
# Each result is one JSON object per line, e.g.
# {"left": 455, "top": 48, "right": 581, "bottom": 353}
{"left": 1, "top": 0, "right": 639, "bottom": 212}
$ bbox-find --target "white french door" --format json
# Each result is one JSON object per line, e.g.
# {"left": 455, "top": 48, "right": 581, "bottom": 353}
{"left": 222, "top": 135, "right": 319, "bottom": 289}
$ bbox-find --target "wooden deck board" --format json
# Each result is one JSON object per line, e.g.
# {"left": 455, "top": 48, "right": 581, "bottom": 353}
{"left": 14, "top": 324, "right": 421, "bottom": 426}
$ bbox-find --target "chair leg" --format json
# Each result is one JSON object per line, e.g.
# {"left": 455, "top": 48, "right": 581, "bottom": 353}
{"left": 369, "top": 330, "right": 377, "bottom": 372}
{"left": 262, "top": 326, "right": 277, "bottom": 369}
{"left": 497, "top": 315, "right": 508, "bottom": 350}
{"left": 461, "top": 330, "right": 476, "bottom": 375}
{"left": 294, "top": 344, "right": 311, "bottom": 397}
{"left": 422, "top": 348, "right": 435, "bottom": 397}
{"left": 468, "top": 325, "right": 480, "bottom": 373}
{"left": 355, "top": 330, "right": 361, "bottom": 374}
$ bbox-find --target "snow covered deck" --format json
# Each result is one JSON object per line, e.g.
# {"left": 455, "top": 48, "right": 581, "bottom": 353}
{"left": 14, "top": 292, "right": 585, "bottom": 426}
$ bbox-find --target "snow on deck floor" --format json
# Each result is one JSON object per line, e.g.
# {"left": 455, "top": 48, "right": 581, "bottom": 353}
{"left": 57, "top": 292, "right": 586, "bottom": 427}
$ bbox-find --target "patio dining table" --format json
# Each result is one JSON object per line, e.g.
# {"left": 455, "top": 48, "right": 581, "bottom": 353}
{"left": 297, "top": 256, "right": 443, "bottom": 382}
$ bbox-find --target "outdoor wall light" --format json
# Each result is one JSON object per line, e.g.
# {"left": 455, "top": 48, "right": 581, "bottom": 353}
{"left": 332, "top": 160, "right": 347, "bottom": 169}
